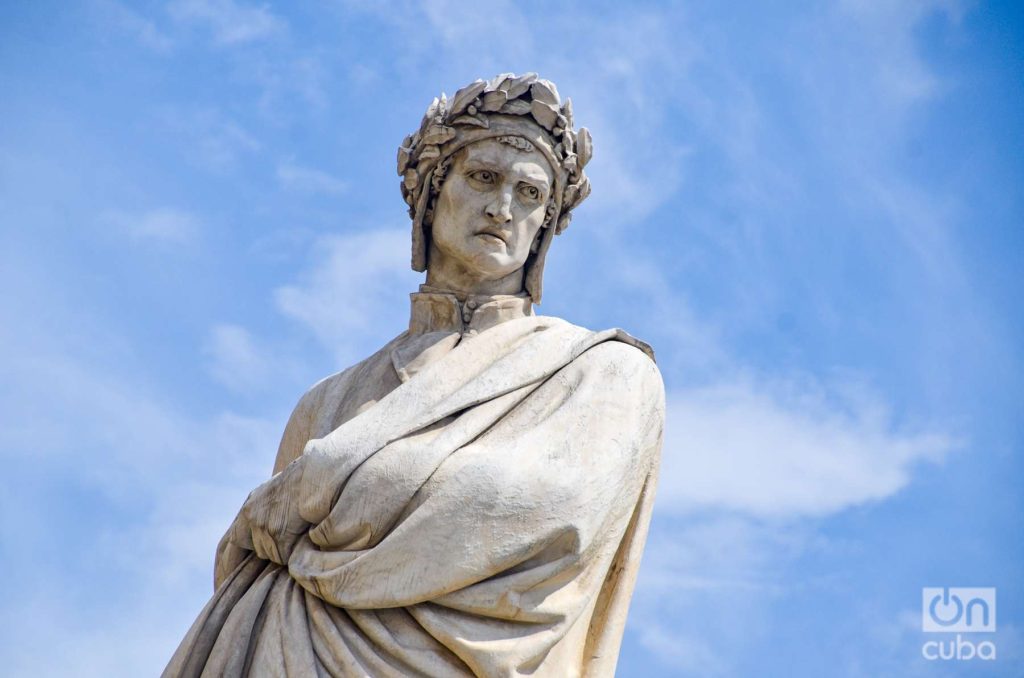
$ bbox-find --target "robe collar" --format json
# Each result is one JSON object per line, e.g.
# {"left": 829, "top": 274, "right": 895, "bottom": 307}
{"left": 408, "top": 284, "right": 534, "bottom": 336}
{"left": 394, "top": 286, "right": 534, "bottom": 383}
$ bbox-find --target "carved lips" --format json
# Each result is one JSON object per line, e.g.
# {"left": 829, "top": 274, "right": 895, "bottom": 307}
{"left": 474, "top": 226, "right": 510, "bottom": 247}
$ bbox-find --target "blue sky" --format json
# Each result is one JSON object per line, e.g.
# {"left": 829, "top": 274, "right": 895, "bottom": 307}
{"left": 0, "top": 1, "right": 1021, "bottom": 676}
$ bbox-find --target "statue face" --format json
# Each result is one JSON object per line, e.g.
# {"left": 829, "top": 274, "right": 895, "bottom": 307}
{"left": 429, "top": 138, "right": 555, "bottom": 284}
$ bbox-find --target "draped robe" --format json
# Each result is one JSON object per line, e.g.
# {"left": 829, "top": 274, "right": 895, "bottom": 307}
{"left": 165, "top": 289, "right": 665, "bottom": 677}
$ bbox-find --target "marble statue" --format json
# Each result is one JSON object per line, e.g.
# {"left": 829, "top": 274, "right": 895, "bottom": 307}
{"left": 165, "top": 73, "right": 665, "bottom": 678}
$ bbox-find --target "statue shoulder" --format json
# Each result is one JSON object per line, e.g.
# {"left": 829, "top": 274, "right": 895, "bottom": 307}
{"left": 272, "top": 332, "right": 409, "bottom": 474}
{"left": 533, "top": 314, "right": 658, "bottom": 363}
{"left": 298, "top": 332, "right": 411, "bottom": 406}
{"left": 577, "top": 334, "right": 663, "bottom": 388}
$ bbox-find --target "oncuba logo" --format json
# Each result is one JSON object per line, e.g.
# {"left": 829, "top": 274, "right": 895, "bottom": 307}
{"left": 921, "top": 587, "right": 996, "bottom": 661}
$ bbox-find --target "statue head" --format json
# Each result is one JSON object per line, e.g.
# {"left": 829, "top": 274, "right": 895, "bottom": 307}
{"left": 398, "top": 73, "right": 593, "bottom": 303}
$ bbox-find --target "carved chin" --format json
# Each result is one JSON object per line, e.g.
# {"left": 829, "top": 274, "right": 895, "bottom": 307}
{"left": 467, "top": 251, "right": 524, "bottom": 278}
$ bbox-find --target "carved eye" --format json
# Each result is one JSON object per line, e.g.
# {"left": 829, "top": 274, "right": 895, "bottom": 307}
{"left": 519, "top": 184, "right": 541, "bottom": 201}
{"left": 469, "top": 170, "right": 495, "bottom": 184}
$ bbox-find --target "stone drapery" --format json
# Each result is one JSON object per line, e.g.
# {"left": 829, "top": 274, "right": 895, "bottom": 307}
{"left": 165, "top": 290, "right": 664, "bottom": 677}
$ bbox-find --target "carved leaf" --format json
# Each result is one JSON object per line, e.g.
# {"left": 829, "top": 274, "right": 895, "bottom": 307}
{"left": 499, "top": 99, "right": 532, "bottom": 116}
{"left": 424, "top": 96, "right": 440, "bottom": 121}
{"left": 562, "top": 98, "right": 574, "bottom": 128}
{"left": 562, "top": 129, "right": 576, "bottom": 153}
{"left": 556, "top": 213, "right": 572, "bottom": 234}
{"left": 480, "top": 89, "right": 508, "bottom": 112}
{"left": 530, "top": 80, "right": 559, "bottom": 106}
{"left": 418, "top": 145, "right": 440, "bottom": 161}
{"left": 576, "top": 128, "right": 593, "bottom": 167}
{"left": 577, "top": 176, "right": 591, "bottom": 203}
{"left": 505, "top": 73, "right": 537, "bottom": 99}
{"left": 420, "top": 125, "right": 456, "bottom": 146}
{"left": 450, "top": 114, "right": 489, "bottom": 128}
{"left": 562, "top": 154, "right": 578, "bottom": 178}
{"left": 397, "top": 146, "right": 411, "bottom": 174}
{"left": 403, "top": 168, "right": 419, "bottom": 191}
{"left": 530, "top": 100, "right": 559, "bottom": 130}
{"left": 489, "top": 72, "right": 514, "bottom": 92}
{"left": 562, "top": 183, "right": 579, "bottom": 208}
{"left": 449, "top": 80, "right": 486, "bottom": 117}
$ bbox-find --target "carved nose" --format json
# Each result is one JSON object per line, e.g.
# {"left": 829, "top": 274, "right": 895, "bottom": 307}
{"left": 485, "top": 191, "right": 513, "bottom": 224}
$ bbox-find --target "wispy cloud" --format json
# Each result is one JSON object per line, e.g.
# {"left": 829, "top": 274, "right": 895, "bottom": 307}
{"left": 273, "top": 228, "right": 421, "bottom": 364}
{"left": 160, "top": 108, "right": 261, "bottom": 172}
{"left": 659, "top": 379, "right": 956, "bottom": 518}
{"left": 101, "top": 207, "right": 200, "bottom": 244}
{"left": 92, "top": 0, "right": 174, "bottom": 53}
{"left": 92, "top": 0, "right": 287, "bottom": 51}
{"left": 276, "top": 160, "right": 348, "bottom": 195}
{"left": 249, "top": 54, "right": 332, "bottom": 117}
{"left": 203, "top": 323, "right": 273, "bottom": 393}
{"left": 168, "top": 0, "right": 286, "bottom": 45}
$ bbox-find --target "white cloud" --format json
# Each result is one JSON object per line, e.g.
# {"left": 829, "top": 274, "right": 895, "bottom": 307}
{"left": 658, "top": 379, "right": 956, "bottom": 518}
{"left": 203, "top": 323, "right": 272, "bottom": 392}
{"left": 273, "top": 228, "right": 421, "bottom": 363}
{"left": 276, "top": 160, "right": 348, "bottom": 195}
{"left": 623, "top": 369, "right": 958, "bottom": 672}
{"left": 92, "top": 0, "right": 175, "bottom": 53}
{"left": 160, "top": 108, "right": 261, "bottom": 172}
{"left": 94, "top": 0, "right": 288, "bottom": 51}
{"left": 168, "top": 0, "right": 286, "bottom": 45}
{"left": 836, "top": 0, "right": 959, "bottom": 107}
{"left": 419, "top": 0, "right": 536, "bottom": 62}
{"left": 102, "top": 207, "right": 200, "bottom": 244}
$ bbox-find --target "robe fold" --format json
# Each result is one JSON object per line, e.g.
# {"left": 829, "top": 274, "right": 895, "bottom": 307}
{"left": 165, "top": 289, "right": 664, "bottom": 678}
